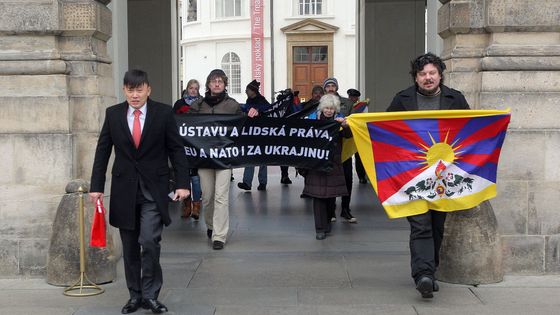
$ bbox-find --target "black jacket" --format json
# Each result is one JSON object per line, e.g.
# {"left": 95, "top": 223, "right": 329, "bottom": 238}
{"left": 90, "top": 99, "right": 190, "bottom": 229}
{"left": 246, "top": 93, "right": 271, "bottom": 112}
{"left": 387, "top": 85, "right": 470, "bottom": 112}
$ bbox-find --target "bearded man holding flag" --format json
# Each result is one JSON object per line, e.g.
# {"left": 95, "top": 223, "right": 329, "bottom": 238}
{"left": 387, "top": 53, "right": 470, "bottom": 298}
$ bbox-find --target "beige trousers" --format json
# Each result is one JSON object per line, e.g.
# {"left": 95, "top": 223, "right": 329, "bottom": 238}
{"left": 198, "top": 168, "right": 231, "bottom": 243}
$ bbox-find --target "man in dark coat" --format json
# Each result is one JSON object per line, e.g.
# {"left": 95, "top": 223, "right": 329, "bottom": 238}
{"left": 90, "top": 69, "right": 190, "bottom": 314}
{"left": 387, "top": 53, "right": 469, "bottom": 299}
{"left": 238, "top": 80, "right": 270, "bottom": 191}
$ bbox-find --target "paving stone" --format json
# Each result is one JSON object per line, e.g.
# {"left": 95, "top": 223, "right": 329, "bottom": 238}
{"left": 472, "top": 287, "right": 560, "bottom": 305}
{"left": 298, "top": 287, "right": 481, "bottom": 306}
{"left": 215, "top": 305, "right": 417, "bottom": 315}
{"left": 165, "top": 287, "right": 297, "bottom": 306}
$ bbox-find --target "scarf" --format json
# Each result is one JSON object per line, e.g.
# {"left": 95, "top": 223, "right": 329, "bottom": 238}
{"left": 204, "top": 91, "right": 227, "bottom": 106}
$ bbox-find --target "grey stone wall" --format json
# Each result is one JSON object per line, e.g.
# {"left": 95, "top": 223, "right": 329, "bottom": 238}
{"left": 0, "top": 0, "right": 115, "bottom": 276}
{"left": 439, "top": 0, "right": 560, "bottom": 274}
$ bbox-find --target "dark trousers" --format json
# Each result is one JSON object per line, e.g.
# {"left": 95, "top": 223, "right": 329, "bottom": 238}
{"left": 119, "top": 188, "right": 163, "bottom": 300}
{"left": 280, "top": 166, "right": 289, "bottom": 178}
{"left": 341, "top": 159, "right": 353, "bottom": 210}
{"left": 407, "top": 210, "right": 446, "bottom": 283}
{"left": 313, "top": 197, "right": 335, "bottom": 233}
{"left": 355, "top": 153, "right": 366, "bottom": 180}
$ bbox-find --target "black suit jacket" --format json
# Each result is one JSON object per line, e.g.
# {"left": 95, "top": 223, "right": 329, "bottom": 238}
{"left": 387, "top": 85, "right": 470, "bottom": 112}
{"left": 90, "top": 99, "right": 190, "bottom": 230}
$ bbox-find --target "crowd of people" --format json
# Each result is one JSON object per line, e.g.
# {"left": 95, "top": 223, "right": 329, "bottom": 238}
{"left": 88, "top": 52, "right": 469, "bottom": 313}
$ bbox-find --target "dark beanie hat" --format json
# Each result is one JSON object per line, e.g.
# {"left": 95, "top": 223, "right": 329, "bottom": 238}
{"left": 246, "top": 79, "right": 260, "bottom": 93}
{"left": 323, "top": 77, "right": 338, "bottom": 90}
{"left": 347, "top": 88, "right": 361, "bottom": 97}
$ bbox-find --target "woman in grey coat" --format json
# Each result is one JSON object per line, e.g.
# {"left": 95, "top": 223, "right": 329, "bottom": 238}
{"left": 302, "top": 94, "right": 351, "bottom": 240}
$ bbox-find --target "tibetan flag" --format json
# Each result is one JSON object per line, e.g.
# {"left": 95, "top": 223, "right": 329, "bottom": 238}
{"left": 347, "top": 109, "right": 510, "bottom": 219}
{"left": 352, "top": 99, "right": 370, "bottom": 113}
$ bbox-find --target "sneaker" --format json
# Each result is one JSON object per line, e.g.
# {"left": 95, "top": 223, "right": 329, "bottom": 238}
{"left": 237, "top": 182, "right": 251, "bottom": 190}
{"left": 257, "top": 184, "right": 266, "bottom": 191}
{"left": 212, "top": 240, "right": 224, "bottom": 250}
{"left": 341, "top": 209, "right": 357, "bottom": 223}
{"left": 416, "top": 276, "right": 434, "bottom": 298}
{"left": 330, "top": 217, "right": 337, "bottom": 222}
{"left": 315, "top": 232, "right": 326, "bottom": 240}
{"left": 280, "top": 177, "right": 292, "bottom": 184}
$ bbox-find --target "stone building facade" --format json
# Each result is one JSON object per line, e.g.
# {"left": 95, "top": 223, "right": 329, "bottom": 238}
{"left": 438, "top": 0, "right": 560, "bottom": 274}
{"left": 0, "top": 0, "right": 114, "bottom": 276}
{"left": 0, "top": 0, "right": 558, "bottom": 277}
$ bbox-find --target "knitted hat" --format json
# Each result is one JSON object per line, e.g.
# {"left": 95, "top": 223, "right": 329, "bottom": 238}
{"left": 347, "top": 88, "right": 361, "bottom": 97}
{"left": 323, "top": 77, "right": 338, "bottom": 90}
{"left": 246, "top": 80, "right": 260, "bottom": 93}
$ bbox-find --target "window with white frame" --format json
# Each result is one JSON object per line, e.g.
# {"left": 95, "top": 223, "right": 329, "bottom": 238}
{"left": 187, "top": 0, "right": 198, "bottom": 22}
{"left": 221, "top": 52, "right": 241, "bottom": 94}
{"left": 216, "top": 0, "right": 243, "bottom": 19}
{"left": 297, "top": 0, "right": 323, "bottom": 16}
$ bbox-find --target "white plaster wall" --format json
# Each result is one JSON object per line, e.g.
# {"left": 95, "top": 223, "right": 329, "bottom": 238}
{"left": 181, "top": 0, "right": 357, "bottom": 102}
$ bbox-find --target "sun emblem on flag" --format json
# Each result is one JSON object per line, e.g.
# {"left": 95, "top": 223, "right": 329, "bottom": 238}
{"left": 417, "top": 131, "right": 463, "bottom": 170}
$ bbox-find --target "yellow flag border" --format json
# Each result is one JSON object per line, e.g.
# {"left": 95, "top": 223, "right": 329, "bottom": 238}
{"left": 345, "top": 109, "right": 510, "bottom": 218}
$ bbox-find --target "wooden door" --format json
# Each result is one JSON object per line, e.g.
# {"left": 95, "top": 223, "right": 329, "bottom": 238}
{"left": 292, "top": 46, "right": 328, "bottom": 101}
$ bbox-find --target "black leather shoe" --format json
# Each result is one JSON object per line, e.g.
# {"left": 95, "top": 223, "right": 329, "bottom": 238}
{"left": 315, "top": 232, "right": 326, "bottom": 240}
{"left": 213, "top": 240, "right": 224, "bottom": 250}
{"left": 433, "top": 280, "right": 439, "bottom": 292}
{"left": 257, "top": 184, "right": 266, "bottom": 191}
{"left": 280, "top": 176, "right": 292, "bottom": 184}
{"left": 142, "top": 299, "right": 168, "bottom": 314}
{"left": 416, "top": 276, "right": 434, "bottom": 298}
{"left": 237, "top": 182, "right": 251, "bottom": 190}
{"left": 121, "top": 298, "right": 142, "bottom": 314}
{"left": 207, "top": 229, "right": 212, "bottom": 239}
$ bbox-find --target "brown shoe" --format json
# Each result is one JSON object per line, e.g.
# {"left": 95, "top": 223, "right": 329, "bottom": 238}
{"left": 191, "top": 200, "right": 201, "bottom": 220}
{"left": 181, "top": 197, "right": 192, "bottom": 218}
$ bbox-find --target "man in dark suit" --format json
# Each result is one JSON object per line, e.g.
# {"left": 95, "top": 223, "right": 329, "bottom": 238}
{"left": 387, "top": 53, "right": 470, "bottom": 299}
{"left": 90, "top": 70, "right": 190, "bottom": 314}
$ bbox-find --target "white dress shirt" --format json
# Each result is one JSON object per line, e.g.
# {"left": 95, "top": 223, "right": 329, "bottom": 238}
{"left": 127, "top": 103, "right": 147, "bottom": 134}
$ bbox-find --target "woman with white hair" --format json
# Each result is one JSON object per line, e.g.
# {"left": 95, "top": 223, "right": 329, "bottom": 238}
{"left": 302, "top": 94, "right": 352, "bottom": 240}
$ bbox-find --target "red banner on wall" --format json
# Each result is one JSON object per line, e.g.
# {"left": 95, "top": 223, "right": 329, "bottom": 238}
{"left": 251, "top": 0, "right": 264, "bottom": 94}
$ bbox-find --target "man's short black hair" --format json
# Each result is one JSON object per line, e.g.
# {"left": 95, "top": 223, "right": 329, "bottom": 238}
{"left": 123, "top": 69, "right": 150, "bottom": 88}
{"left": 410, "top": 53, "right": 446, "bottom": 86}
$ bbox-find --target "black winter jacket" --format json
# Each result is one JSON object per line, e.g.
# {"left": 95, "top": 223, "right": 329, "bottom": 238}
{"left": 387, "top": 85, "right": 470, "bottom": 112}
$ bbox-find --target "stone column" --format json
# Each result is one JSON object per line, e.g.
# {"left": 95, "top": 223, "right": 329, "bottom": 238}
{"left": 438, "top": 0, "right": 560, "bottom": 275}
{"left": 0, "top": 0, "right": 115, "bottom": 276}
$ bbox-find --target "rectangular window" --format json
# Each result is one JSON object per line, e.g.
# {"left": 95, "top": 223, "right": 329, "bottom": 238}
{"left": 187, "top": 0, "right": 198, "bottom": 22}
{"left": 311, "top": 46, "right": 327, "bottom": 63}
{"left": 294, "top": 46, "right": 327, "bottom": 64}
{"left": 216, "top": 0, "right": 243, "bottom": 18}
{"left": 298, "top": 0, "right": 323, "bottom": 15}
{"left": 293, "top": 47, "right": 311, "bottom": 63}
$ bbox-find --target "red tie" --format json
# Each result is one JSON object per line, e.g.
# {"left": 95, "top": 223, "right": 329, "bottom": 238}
{"left": 132, "top": 109, "right": 141, "bottom": 148}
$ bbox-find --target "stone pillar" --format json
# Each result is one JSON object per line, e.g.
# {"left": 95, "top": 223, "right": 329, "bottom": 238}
{"left": 47, "top": 180, "right": 117, "bottom": 285}
{"left": 437, "top": 201, "right": 504, "bottom": 284}
{"left": 438, "top": 0, "right": 560, "bottom": 275}
{"left": 0, "top": 0, "right": 115, "bottom": 276}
